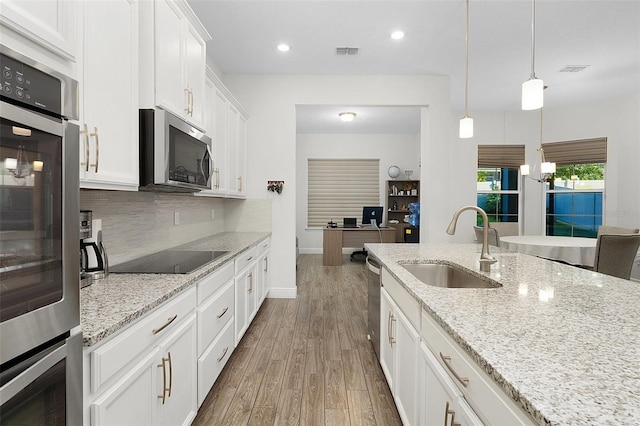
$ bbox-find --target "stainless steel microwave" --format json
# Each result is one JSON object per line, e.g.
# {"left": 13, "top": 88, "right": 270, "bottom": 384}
{"left": 139, "top": 108, "right": 213, "bottom": 192}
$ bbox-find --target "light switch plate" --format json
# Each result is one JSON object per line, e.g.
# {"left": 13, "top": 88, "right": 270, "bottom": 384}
{"left": 211, "top": 209, "right": 215, "bottom": 220}
{"left": 174, "top": 211, "right": 180, "bottom": 226}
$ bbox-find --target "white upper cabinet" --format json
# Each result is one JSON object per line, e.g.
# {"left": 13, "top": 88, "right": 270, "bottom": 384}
{"left": 78, "top": 0, "right": 139, "bottom": 191}
{"left": 0, "top": 0, "right": 77, "bottom": 63}
{"left": 197, "top": 68, "right": 248, "bottom": 198}
{"left": 140, "top": 0, "right": 209, "bottom": 131}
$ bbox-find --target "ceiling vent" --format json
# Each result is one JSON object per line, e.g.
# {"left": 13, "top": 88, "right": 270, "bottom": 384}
{"left": 559, "top": 65, "right": 590, "bottom": 73}
{"left": 336, "top": 47, "right": 359, "bottom": 56}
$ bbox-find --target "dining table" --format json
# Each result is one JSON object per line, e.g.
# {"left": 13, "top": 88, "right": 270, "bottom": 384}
{"left": 500, "top": 235, "right": 597, "bottom": 267}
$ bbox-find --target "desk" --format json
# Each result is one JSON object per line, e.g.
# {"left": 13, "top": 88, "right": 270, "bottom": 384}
{"left": 500, "top": 235, "right": 597, "bottom": 267}
{"left": 323, "top": 227, "right": 395, "bottom": 266}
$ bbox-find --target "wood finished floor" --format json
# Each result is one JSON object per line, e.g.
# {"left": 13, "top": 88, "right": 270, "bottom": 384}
{"left": 192, "top": 254, "right": 402, "bottom": 426}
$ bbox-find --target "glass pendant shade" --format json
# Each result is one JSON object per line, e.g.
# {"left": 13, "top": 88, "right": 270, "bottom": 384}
{"left": 459, "top": 116, "right": 473, "bottom": 138}
{"left": 522, "top": 78, "right": 544, "bottom": 110}
{"left": 520, "top": 164, "right": 530, "bottom": 176}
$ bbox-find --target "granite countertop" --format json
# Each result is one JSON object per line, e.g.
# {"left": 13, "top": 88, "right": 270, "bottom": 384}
{"left": 365, "top": 242, "right": 640, "bottom": 426}
{"left": 81, "top": 232, "right": 270, "bottom": 347}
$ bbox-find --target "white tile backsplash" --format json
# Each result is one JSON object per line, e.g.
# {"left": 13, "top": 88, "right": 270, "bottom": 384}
{"left": 80, "top": 190, "right": 226, "bottom": 265}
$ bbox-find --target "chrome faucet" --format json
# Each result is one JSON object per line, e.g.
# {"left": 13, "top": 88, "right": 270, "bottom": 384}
{"left": 446, "top": 206, "right": 497, "bottom": 272}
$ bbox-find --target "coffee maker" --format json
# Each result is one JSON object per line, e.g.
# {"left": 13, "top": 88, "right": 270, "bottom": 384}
{"left": 80, "top": 210, "right": 108, "bottom": 287}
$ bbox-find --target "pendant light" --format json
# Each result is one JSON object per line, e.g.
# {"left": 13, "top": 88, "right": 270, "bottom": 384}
{"left": 522, "top": 0, "right": 543, "bottom": 110}
{"left": 459, "top": 0, "right": 473, "bottom": 138}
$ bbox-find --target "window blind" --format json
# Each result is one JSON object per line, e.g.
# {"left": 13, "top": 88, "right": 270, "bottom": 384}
{"left": 542, "top": 138, "right": 607, "bottom": 165}
{"left": 307, "top": 159, "right": 380, "bottom": 227}
{"left": 477, "top": 145, "right": 525, "bottom": 168}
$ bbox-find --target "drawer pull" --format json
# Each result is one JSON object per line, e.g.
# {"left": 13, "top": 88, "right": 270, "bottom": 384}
{"left": 217, "top": 307, "right": 229, "bottom": 319}
{"left": 152, "top": 314, "right": 178, "bottom": 335}
{"left": 440, "top": 352, "right": 469, "bottom": 388}
{"left": 217, "top": 346, "right": 229, "bottom": 362}
{"left": 246, "top": 256, "right": 253, "bottom": 262}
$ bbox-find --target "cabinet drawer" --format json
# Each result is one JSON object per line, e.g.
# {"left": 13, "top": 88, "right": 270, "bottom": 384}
{"left": 197, "top": 279, "right": 235, "bottom": 355}
{"left": 90, "top": 287, "right": 196, "bottom": 394}
{"left": 197, "top": 261, "right": 234, "bottom": 304}
{"left": 382, "top": 267, "right": 421, "bottom": 331}
{"left": 256, "top": 237, "right": 270, "bottom": 257}
{"left": 197, "top": 319, "right": 235, "bottom": 407}
{"left": 421, "top": 310, "right": 534, "bottom": 425}
{"left": 235, "top": 246, "right": 257, "bottom": 273}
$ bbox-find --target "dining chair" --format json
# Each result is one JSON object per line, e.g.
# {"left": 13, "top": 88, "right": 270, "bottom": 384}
{"left": 593, "top": 234, "right": 640, "bottom": 279}
{"left": 490, "top": 222, "right": 519, "bottom": 238}
{"left": 473, "top": 226, "right": 499, "bottom": 247}
{"left": 596, "top": 225, "right": 639, "bottom": 237}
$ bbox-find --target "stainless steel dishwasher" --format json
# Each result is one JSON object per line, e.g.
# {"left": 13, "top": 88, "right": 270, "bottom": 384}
{"left": 366, "top": 255, "right": 381, "bottom": 360}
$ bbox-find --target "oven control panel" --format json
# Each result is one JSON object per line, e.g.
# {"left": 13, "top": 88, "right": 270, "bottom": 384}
{"left": 1, "top": 53, "right": 61, "bottom": 116}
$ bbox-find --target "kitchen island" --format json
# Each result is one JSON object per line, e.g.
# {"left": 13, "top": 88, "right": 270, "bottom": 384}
{"left": 365, "top": 242, "right": 640, "bottom": 425}
{"left": 81, "top": 231, "right": 270, "bottom": 346}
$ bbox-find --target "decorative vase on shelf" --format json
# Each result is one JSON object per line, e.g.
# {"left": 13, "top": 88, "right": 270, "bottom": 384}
{"left": 404, "top": 170, "right": 413, "bottom": 179}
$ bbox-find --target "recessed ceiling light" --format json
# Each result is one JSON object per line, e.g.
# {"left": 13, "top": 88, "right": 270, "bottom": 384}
{"left": 339, "top": 112, "right": 356, "bottom": 122}
{"left": 390, "top": 31, "right": 405, "bottom": 40}
{"left": 277, "top": 44, "right": 290, "bottom": 52}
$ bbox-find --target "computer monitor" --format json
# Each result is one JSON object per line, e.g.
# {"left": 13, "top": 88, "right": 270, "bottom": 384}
{"left": 362, "top": 206, "right": 384, "bottom": 227}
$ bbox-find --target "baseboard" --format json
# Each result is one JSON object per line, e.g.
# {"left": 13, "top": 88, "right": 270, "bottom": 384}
{"left": 266, "top": 287, "right": 297, "bottom": 299}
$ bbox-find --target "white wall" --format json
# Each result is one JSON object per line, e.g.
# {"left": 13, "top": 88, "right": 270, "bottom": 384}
{"left": 296, "top": 133, "right": 420, "bottom": 252}
{"left": 222, "top": 74, "right": 454, "bottom": 298}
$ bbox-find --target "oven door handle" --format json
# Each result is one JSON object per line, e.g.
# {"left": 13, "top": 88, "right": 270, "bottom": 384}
{"left": 0, "top": 100, "right": 63, "bottom": 137}
{"left": 0, "top": 341, "right": 67, "bottom": 403}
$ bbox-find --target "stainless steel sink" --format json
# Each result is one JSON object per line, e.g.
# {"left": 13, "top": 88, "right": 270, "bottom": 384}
{"left": 401, "top": 263, "right": 501, "bottom": 289}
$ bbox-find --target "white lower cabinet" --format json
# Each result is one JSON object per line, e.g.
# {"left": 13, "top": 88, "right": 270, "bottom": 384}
{"left": 379, "top": 268, "right": 534, "bottom": 426}
{"left": 235, "top": 257, "right": 257, "bottom": 345}
{"left": 90, "top": 347, "right": 158, "bottom": 425}
{"left": 85, "top": 239, "right": 271, "bottom": 425}
{"left": 418, "top": 342, "right": 482, "bottom": 426}
{"left": 90, "top": 311, "right": 197, "bottom": 426}
{"left": 256, "top": 238, "right": 271, "bottom": 305}
{"left": 420, "top": 310, "right": 535, "bottom": 425}
{"left": 380, "top": 286, "right": 420, "bottom": 425}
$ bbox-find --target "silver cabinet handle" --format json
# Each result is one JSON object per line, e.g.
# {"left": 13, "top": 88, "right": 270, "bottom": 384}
{"left": 167, "top": 352, "right": 173, "bottom": 397}
{"left": 390, "top": 313, "right": 396, "bottom": 345}
{"left": 217, "top": 307, "right": 229, "bottom": 319}
{"left": 440, "top": 352, "right": 469, "bottom": 388}
{"left": 80, "top": 123, "right": 90, "bottom": 171}
{"left": 444, "top": 401, "right": 460, "bottom": 426}
{"left": 248, "top": 272, "right": 253, "bottom": 294}
{"left": 89, "top": 127, "right": 99, "bottom": 172}
{"left": 157, "top": 352, "right": 171, "bottom": 404}
{"left": 152, "top": 315, "right": 177, "bottom": 335}
{"left": 189, "top": 88, "right": 194, "bottom": 115}
{"left": 386, "top": 310, "right": 396, "bottom": 345}
{"left": 184, "top": 87, "right": 190, "bottom": 114}
{"left": 217, "top": 346, "right": 229, "bottom": 362}
{"left": 264, "top": 257, "right": 268, "bottom": 272}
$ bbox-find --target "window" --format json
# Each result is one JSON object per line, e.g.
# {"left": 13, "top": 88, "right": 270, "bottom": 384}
{"left": 542, "top": 138, "right": 606, "bottom": 238}
{"left": 307, "top": 159, "right": 380, "bottom": 227}
{"left": 477, "top": 145, "right": 524, "bottom": 224}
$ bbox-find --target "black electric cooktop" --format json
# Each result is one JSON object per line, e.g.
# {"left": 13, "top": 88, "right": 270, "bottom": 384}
{"left": 110, "top": 250, "right": 229, "bottom": 274}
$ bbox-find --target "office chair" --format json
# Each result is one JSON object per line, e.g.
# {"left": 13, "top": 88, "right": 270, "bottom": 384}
{"left": 593, "top": 234, "right": 640, "bottom": 280}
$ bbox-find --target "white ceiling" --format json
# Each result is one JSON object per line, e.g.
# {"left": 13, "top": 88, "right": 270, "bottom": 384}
{"left": 188, "top": 0, "right": 640, "bottom": 134}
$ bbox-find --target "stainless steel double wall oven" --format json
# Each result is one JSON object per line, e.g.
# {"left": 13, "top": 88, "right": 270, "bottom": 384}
{"left": 0, "top": 45, "right": 81, "bottom": 425}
